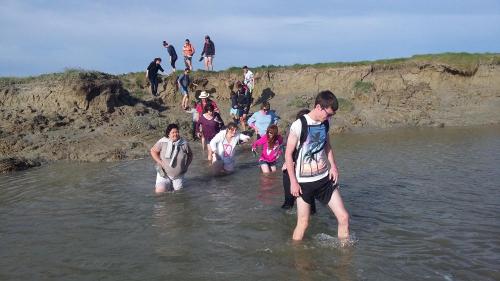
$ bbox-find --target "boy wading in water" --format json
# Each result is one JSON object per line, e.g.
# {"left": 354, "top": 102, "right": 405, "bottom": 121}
{"left": 284, "top": 90, "right": 350, "bottom": 241}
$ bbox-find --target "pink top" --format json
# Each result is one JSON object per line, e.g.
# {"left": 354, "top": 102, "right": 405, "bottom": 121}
{"left": 252, "top": 134, "right": 283, "bottom": 163}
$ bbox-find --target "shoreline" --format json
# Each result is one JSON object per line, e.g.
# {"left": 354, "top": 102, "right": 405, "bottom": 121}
{"left": 1, "top": 53, "right": 500, "bottom": 173}
{"left": 2, "top": 123, "right": 499, "bottom": 174}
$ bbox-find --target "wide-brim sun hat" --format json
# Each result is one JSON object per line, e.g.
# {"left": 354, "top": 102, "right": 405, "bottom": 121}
{"left": 199, "top": 91, "right": 210, "bottom": 99}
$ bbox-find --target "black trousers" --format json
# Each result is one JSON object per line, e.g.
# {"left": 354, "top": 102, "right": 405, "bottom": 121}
{"left": 149, "top": 76, "right": 158, "bottom": 96}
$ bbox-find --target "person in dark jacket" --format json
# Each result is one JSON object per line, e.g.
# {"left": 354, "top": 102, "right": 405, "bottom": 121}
{"left": 163, "top": 41, "right": 178, "bottom": 73}
{"left": 200, "top": 35, "right": 215, "bottom": 71}
{"left": 146, "top": 58, "right": 164, "bottom": 96}
{"left": 236, "top": 81, "right": 251, "bottom": 130}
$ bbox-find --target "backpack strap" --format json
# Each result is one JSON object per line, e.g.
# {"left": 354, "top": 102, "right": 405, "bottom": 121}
{"left": 292, "top": 116, "right": 308, "bottom": 162}
{"left": 292, "top": 116, "right": 329, "bottom": 162}
{"left": 299, "top": 115, "right": 308, "bottom": 146}
{"left": 322, "top": 119, "right": 329, "bottom": 134}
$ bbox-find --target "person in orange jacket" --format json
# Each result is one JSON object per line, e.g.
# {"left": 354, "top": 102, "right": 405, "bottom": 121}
{"left": 183, "top": 39, "right": 195, "bottom": 71}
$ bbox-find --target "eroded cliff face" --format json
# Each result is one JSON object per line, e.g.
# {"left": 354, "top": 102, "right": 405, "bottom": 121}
{"left": 1, "top": 61, "right": 499, "bottom": 165}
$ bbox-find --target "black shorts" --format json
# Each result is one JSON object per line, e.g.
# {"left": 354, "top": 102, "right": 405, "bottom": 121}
{"left": 299, "top": 176, "right": 338, "bottom": 205}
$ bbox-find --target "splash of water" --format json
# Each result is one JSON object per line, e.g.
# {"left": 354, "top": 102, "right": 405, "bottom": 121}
{"left": 313, "top": 233, "right": 358, "bottom": 248}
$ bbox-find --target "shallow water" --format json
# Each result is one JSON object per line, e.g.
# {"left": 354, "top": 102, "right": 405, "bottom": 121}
{"left": 1, "top": 125, "right": 500, "bottom": 280}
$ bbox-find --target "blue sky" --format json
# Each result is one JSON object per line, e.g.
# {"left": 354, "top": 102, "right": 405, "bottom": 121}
{"left": 1, "top": 0, "right": 499, "bottom": 77}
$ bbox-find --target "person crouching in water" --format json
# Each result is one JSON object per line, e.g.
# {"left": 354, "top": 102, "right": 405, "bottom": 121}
{"left": 150, "top": 124, "right": 193, "bottom": 193}
{"left": 210, "top": 122, "right": 250, "bottom": 175}
{"left": 251, "top": 125, "right": 283, "bottom": 174}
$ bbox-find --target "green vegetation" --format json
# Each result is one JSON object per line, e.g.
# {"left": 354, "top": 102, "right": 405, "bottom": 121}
{"left": 353, "top": 80, "right": 374, "bottom": 93}
{"left": 287, "top": 95, "right": 313, "bottom": 108}
{"left": 227, "top": 52, "right": 500, "bottom": 76}
{"left": 131, "top": 90, "right": 147, "bottom": 99}
{"left": 0, "top": 68, "right": 108, "bottom": 86}
{"left": 338, "top": 97, "right": 354, "bottom": 112}
{"left": 2, "top": 53, "right": 500, "bottom": 82}
{"left": 410, "top": 52, "right": 500, "bottom": 75}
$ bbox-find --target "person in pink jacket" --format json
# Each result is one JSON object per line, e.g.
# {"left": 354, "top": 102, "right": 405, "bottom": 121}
{"left": 251, "top": 124, "right": 283, "bottom": 173}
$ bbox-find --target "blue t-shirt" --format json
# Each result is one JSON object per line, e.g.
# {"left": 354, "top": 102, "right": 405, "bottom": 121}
{"left": 247, "top": 110, "right": 279, "bottom": 135}
{"left": 178, "top": 74, "right": 190, "bottom": 89}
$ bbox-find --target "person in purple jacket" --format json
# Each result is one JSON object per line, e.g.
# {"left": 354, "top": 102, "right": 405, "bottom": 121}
{"left": 251, "top": 124, "right": 283, "bottom": 174}
{"left": 197, "top": 103, "right": 224, "bottom": 162}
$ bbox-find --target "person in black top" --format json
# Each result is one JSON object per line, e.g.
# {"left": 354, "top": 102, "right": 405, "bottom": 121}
{"left": 200, "top": 35, "right": 215, "bottom": 71}
{"left": 163, "top": 41, "right": 178, "bottom": 73}
{"left": 146, "top": 58, "right": 164, "bottom": 97}
{"left": 236, "top": 81, "right": 251, "bottom": 131}
{"left": 229, "top": 89, "right": 239, "bottom": 124}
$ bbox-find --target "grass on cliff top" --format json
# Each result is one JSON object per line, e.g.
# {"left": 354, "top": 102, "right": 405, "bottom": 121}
{"left": 226, "top": 52, "right": 500, "bottom": 75}
{"left": 0, "top": 68, "right": 113, "bottom": 86}
{"left": 3, "top": 53, "right": 500, "bottom": 83}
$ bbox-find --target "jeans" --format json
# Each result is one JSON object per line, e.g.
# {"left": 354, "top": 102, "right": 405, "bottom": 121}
{"left": 149, "top": 76, "right": 158, "bottom": 96}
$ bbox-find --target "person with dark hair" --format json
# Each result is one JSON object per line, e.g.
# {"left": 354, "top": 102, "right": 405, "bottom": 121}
{"left": 284, "top": 90, "right": 349, "bottom": 241}
{"left": 177, "top": 68, "right": 195, "bottom": 110}
{"left": 197, "top": 103, "right": 224, "bottom": 162}
{"left": 182, "top": 39, "right": 195, "bottom": 70}
{"left": 281, "top": 109, "right": 316, "bottom": 214}
{"left": 210, "top": 122, "right": 250, "bottom": 174}
{"left": 150, "top": 123, "right": 193, "bottom": 193}
{"left": 247, "top": 101, "right": 279, "bottom": 139}
{"left": 200, "top": 35, "right": 215, "bottom": 71}
{"left": 251, "top": 124, "right": 283, "bottom": 174}
{"left": 162, "top": 41, "right": 178, "bottom": 73}
{"left": 184, "top": 100, "right": 199, "bottom": 140}
{"left": 243, "top": 66, "right": 255, "bottom": 94}
{"left": 146, "top": 57, "right": 164, "bottom": 96}
{"left": 229, "top": 89, "right": 239, "bottom": 124}
{"left": 235, "top": 81, "right": 251, "bottom": 130}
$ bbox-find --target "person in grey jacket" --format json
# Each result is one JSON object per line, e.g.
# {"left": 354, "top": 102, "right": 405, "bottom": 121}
{"left": 150, "top": 123, "right": 193, "bottom": 193}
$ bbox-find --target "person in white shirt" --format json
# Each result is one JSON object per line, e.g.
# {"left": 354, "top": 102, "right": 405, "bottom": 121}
{"left": 284, "top": 90, "right": 350, "bottom": 242}
{"left": 243, "top": 66, "right": 255, "bottom": 94}
{"left": 209, "top": 122, "right": 251, "bottom": 174}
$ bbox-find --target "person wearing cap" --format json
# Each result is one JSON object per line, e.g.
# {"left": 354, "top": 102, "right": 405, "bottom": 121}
{"left": 195, "top": 91, "right": 219, "bottom": 116}
{"left": 145, "top": 57, "right": 164, "bottom": 96}
{"left": 183, "top": 39, "right": 195, "bottom": 71}
{"left": 200, "top": 35, "right": 215, "bottom": 71}
{"left": 243, "top": 66, "right": 255, "bottom": 94}
{"left": 162, "top": 41, "right": 178, "bottom": 73}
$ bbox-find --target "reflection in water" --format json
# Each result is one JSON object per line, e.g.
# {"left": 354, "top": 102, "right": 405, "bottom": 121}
{"left": 1, "top": 126, "right": 500, "bottom": 280}
{"left": 292, "top": 241, "right": 355, "bottom": 281}
{"left": 257, "top": 173, "right": 282, "bottom": 205}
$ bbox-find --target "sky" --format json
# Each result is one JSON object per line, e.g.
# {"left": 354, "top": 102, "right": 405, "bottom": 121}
{"left": 1, "top": 0, "right": 499, "bottom": 77}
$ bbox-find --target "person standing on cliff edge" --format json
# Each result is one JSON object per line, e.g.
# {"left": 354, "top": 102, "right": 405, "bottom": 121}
{"left": 243, "top": 66, "right": 255, "bottom": 94}
{"left": 200, "top": 35, "right": 215, "bottom": 71}
{"left": 146, "top": 58, "right": 164, "bottom": 97}
{"left": 163, "top": 41, "right": 178, "bottom": 73}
